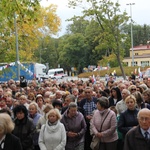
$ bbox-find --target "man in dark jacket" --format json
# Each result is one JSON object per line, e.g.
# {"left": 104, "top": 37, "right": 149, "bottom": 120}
{"left": 124, "top": 108, "right": 150, "bottom": 150}
{"left": 79, "top": 87, "right": 97, "bottom": 150}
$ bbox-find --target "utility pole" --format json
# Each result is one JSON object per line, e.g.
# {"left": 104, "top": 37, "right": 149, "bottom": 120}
{"left": 14, "top": 12, "right": 20, "bottom": 80}
{"left": 127, "top": 3, "right": 135, "bottom": 66}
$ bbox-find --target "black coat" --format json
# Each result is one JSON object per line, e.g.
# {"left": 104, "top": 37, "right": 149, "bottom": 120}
{"left": 3, "top": 133, "right": 22, "bottom": 150}
{"left": 12, "top": 117, "right": 35, "bottom": 150}
{"left": 118, "top": 109, "right": 139, "bottom": 136}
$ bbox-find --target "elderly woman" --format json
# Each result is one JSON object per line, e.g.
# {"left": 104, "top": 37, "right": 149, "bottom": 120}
{"left": 90, "top": 96, "right": 118, "bottom": 150}
{"left": 37, "top": 104, "right": 53, "bottom": 131}
{"left": 128, "top": 85, "right": 137, "bottom": 94}
{"left": 142, "top": 89, "right": 150, "bottom": 104}
{"left": 12, "top": 105, "right": 35, "bottom": 150}
{"left": 61, "top": 102, "right": 87, "bottom": 150}
{"left": 19, "top": 95, "right": 29, "bottom": 109}
{"left": 28, "top": 102, "right": 42, "bottom": 150}
{"left": 118, "top": 95, "right": 139, "bottom": 137}
{"left": 0, "top": 113, "right": 22, "bottom": 150}
{"left": 38, "top": 108, "right": 66, "bottom": 150}
{"left": 35, "top": 94, "right": 45, "bottom": 115}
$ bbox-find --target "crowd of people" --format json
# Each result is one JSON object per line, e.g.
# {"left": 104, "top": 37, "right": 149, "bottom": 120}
{"left": 0, "top": 75, "right": 150, "bottom": 150}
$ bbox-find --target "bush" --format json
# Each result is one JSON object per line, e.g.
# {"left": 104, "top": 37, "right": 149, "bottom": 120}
{"left": 78, "top": 66, "right": 149, "bottom": 78}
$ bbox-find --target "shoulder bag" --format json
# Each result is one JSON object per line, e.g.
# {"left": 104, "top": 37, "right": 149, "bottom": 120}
{"left": 90, "top": 110, "right": 110, "bottom": 150}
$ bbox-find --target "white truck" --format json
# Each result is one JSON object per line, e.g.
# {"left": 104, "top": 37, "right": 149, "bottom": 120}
{"left": 0, "top": 62, "right": 49, "bottom": 81}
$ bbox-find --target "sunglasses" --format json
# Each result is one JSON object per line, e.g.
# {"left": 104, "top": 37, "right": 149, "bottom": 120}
{"left": 131, "top": 89, "right": 136, "bottom": 91}
{"left": 85, "top": 91, "right": 91, "bottom": 94}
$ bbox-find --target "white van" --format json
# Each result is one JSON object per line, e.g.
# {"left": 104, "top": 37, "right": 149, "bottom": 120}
{"left": 48, "top": 68, "right": 66, "bottom": 79}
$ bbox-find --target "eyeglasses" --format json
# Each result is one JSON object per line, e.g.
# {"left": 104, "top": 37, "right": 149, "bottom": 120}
{"left": 138, "top": 117, "right": 150, "bottom": 121}
{"left": 143, "top": 78, "right": 148, "bottom": 80}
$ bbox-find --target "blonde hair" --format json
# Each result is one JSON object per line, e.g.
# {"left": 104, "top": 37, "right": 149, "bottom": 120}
{"left": 46, "top": 108, "right": 61, "bottom": 120}
{"left": 43, "top": 104, "right": 53, "bottom": 113}
{"left": 4, "top": 91, "right": 12, "bottom": 97}
{"left": 128, "top": 85, "right": 136, "bottom": 92}
{"left": 20, "top": 95, "right": 27, "bottom": 100}
{"left": 125, "top": 95, "right": 136, "bottom": 104}
{"left": 0, "top": 113, "right": 14, "bottom": 134}
{"left": 29, "top": 102, "right": 38, "bottom": 111}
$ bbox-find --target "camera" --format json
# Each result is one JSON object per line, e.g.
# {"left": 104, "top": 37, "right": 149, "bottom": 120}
{"left": 20, "top": 76, "right": 27, "bottom": 87}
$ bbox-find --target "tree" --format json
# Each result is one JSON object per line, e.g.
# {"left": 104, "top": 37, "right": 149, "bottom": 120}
{"left": 58, "top": 33, "right": 89, "bottom": 73}
{"left": 123, "top": 24, "right": 150, "bottom": 46}
{"left": 0, "top": 1, "right": 61, "bottom": 63}
{"left": 68, "top": 0, "right": 130, "bottom": 79}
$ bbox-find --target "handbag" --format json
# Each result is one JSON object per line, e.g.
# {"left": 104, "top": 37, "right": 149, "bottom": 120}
{"left": 90, "top": 135, "right": 100, "bottom": 150}
{"left": 90, "top": 110, "right": 110, "bottom": 150}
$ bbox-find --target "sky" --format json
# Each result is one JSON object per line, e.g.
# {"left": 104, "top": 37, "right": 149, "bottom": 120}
{"left": 40, "top": 0, "right": 150, "bottom": 37}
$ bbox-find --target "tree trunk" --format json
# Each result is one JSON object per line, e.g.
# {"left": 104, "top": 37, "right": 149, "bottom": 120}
{"left": 116, "top": 54, "right": 126, "bottom": 80}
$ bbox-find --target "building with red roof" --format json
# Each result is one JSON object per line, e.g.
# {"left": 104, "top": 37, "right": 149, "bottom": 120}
{"left": 123, "top": 42, "right": 150, "bottom": 66}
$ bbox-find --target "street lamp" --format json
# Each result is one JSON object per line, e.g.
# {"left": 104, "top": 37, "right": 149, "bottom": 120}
{"left": 127, "top": 3, "right": 135, "bottom": 66}
{"left": 14, "top": 12, "right": 20, "bottom": 80}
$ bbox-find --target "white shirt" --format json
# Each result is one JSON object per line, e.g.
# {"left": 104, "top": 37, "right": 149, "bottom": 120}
{"left": 140, "top": 127, "right": 150, "bottom": 139}
{"left": 116, "top": 99, "right": 127, "bottom": 115}
{"left": 0, "top": 135, "right": 6, "bottom": 149}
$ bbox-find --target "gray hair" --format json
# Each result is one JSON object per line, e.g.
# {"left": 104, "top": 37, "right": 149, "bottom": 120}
{"left": 122, "top": 89, "right": 130, "bottom": 95}
{"left": 66, "top": 94, "right": 76, "bottom": 102}
{"left": 97, "top": 96, "right": 109, "bottom": 109}
{"left": 29, "top": 102, "right": 38, "bottom": 111}
{"left": 68, "top": 102, "right": 77, "bottom": 109}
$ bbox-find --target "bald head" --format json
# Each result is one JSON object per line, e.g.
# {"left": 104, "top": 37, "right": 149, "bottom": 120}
{"left": 137, "top": 108, "right": 150, "bottom": 118}
{"left": 137, "top": 108, "right": 150, "bottom": 130}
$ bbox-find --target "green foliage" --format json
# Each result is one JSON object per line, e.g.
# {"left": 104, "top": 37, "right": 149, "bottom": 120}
{"left": 67, "top": 0, "right": 130, "bottom": 78}
{"left": 78, "top": 66, "right": 149, "bottom": 78}
{"left": 123, "top": 24, "right": 150, "bottom": 46}
{"left": 98, "top": 53, "right": 120, "bottom": 67}
{"left": 0, "top": 1, "right": 61, "bottom": 63}
{"left": 58, "top": 33, "right": 89, "bottom": 72}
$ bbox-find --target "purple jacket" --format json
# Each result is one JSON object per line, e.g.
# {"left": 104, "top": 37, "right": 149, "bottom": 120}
{"left": 90, "top": 109, "right": 118, "bottom": 143}
{"left": 61, "top": 110, "right": 87, "bottom": 148}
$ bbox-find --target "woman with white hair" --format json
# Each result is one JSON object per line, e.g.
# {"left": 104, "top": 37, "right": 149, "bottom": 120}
{"left": 38, "top": 108, "right": 66, "bottom": 150}
{"left": 0, "top": 113, "right": 22, "bottom": 150}
{"left": 36, "top": 104, "right": 54, "bottom": 132}
{"left": 28, "top": 102, "right": 42, "bottom": 150}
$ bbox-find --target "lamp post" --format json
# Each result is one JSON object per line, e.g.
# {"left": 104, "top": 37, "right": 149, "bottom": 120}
{"left": 127, "top": 3, "right": 135, "bottom": 66}
{"left": 14, "top": 12, "right": 20, "bottom": 80}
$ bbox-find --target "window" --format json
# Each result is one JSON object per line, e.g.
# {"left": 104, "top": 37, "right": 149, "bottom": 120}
{"left": 141, "top": 61, "right": 149, "bottom": 66}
